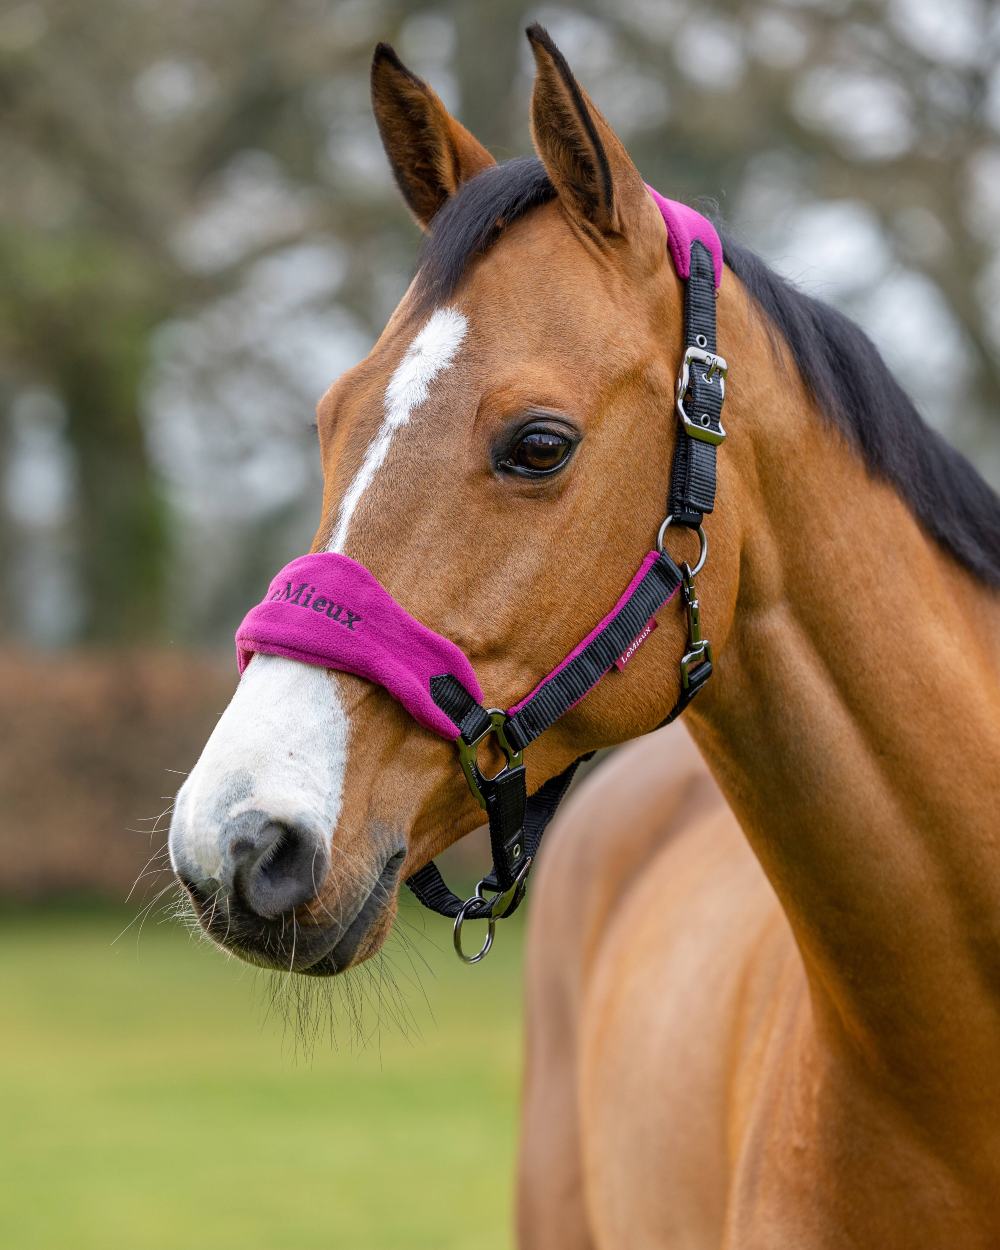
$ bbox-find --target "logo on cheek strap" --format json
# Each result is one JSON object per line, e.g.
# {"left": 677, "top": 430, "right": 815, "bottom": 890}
{"left": 235, "top": 552, "right": 484, "bottom": 740}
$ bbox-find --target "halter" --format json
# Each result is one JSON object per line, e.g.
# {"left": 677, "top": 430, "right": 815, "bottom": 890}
{"left": 235, "top": 188, "right": 727, "bottom": 963}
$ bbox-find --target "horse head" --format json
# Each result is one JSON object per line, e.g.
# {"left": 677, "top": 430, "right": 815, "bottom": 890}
{"left": 167, "top": 27, "right": 744, "bottom": 973}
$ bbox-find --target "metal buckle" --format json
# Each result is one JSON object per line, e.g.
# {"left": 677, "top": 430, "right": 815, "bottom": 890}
{"left": 676, "top": 346, "right": 727, "bottom": 446}
{"left": 453, "top": 858, "right": 533, "bottom": 964}
{"left": 457, "top": 708, "right": 523, "bottom": 810}
{"left": 680, "top": 639, "right": 713, "bottom": 689}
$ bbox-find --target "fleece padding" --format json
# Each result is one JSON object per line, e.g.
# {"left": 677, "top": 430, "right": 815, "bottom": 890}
{"left": 235, "top": 552, "right": 484, "bottom": 739}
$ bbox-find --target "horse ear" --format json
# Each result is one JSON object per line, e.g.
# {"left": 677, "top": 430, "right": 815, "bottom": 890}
{"left": 371, "top": 43, "right": 495, "bottom": 230}
{"left": 526, "top": 25, "right": 659, "bottom": 252}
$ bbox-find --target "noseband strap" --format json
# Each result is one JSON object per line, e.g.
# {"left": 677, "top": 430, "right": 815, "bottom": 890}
{"left": 234, "top": 188, "right": 727, "bottom": 961}
{"left": 235, "top": 551, "right": 484, "bottom": 738}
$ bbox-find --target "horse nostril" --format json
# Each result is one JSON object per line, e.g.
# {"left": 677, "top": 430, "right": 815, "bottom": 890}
{"left": 228, "top": 820, "right": 330, "bottom": 921}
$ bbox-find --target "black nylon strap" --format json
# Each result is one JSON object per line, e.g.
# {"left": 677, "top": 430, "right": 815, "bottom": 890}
{"left": 485, "top": 764, "right": 528, "bottom": 891}
{"left": 668, "top": 241, "right": 724, "bottom": 526}
{"left": 428, "top": 673, "right": 492, "bottom": 742}
{"left": 520, "top": 758, "right": 584, "bottom": 858}
{"left": 404, "top": 858, "right": 468, "bottom": 918}
{"left": 404, "top": 759, "right": 583, "bottom": 919}
{"left": 504, "top": 550, "right": 684, "bottom": 755}
{"left": 480, "top": 757, "right": 585, "bottom": 894}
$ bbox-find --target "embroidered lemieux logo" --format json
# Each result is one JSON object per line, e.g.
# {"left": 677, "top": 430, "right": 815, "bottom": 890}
{"left": 270, "top": 582, "right": 362, "bottom": 630}
{"left": 614, "top": 617, "right": 657, "bottom": 671}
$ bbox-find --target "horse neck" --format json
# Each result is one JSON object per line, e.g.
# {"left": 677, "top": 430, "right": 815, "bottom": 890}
{"left": 687, "top": 304, "right": 1000, "bottom": 1105}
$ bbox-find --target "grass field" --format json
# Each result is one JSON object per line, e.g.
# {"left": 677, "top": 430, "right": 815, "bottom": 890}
{"left": 0, "top": 897, "right": 526, "bottom": 1250}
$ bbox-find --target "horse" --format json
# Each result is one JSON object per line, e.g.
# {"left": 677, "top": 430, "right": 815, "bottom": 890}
{"left": 167, "top": 25, "right": 1000, "bottom": 1248}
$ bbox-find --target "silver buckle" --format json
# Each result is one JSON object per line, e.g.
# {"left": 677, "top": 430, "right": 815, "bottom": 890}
{"left": 676, "top": 346, "right": 727, "bottom": 446}
{"left": 456, "top": 708, "right": 523, "bottom": 811}
{"left": 680, "top": 639, "right": 713, "bottom": 689}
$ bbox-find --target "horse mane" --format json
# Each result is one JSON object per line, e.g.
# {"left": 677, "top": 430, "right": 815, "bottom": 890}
{"left": 413, "top": 157, "right": 557, "bottom": 312}
{"left": 721, "top": 237, "right": 1000, "bottom": 589}
{"left": 414, "top": 158, "right": 1000, "bottom": 589}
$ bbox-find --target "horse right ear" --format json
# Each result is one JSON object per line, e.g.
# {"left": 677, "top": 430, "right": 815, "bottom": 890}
{"left": 371, "top": 43, "right": 495, "bottom": 230}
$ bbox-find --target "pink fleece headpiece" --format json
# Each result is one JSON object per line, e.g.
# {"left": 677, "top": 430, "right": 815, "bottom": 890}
{"left": 645, "top": 185, "right": 723, "bottom": 289}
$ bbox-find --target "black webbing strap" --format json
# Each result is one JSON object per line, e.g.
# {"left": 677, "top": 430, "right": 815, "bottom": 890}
{"left": 404, "top": 759, "right": 583, "bottom": 919}
{"left": 429, "top": 672, "right": 535, "bottom": 893}
{"left": 668, "top": 241, "right": 725, "bottom": 526}
{"left": 428, "top": 673, "right": 492, "bottom": 743}
{"left": 504, "top": 550, "right": 684, "bottom": 755}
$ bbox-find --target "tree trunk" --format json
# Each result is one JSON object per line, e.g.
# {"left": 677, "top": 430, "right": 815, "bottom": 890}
{"left": 61, "top": 347, "right": 169, "bottom": 642}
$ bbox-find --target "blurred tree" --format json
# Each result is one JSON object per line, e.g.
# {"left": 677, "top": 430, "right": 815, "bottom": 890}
{"left": 1, "top": 0, "right": 997, "bottom": 647}
{"left": 0, "top": 0, "right": 405, "bottom": 640}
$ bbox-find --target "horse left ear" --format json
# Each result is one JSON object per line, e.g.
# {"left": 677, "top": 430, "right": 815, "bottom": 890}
{"left": 526, "top": 24, "right": 661, "bottom": 258}
{"left": 371, "top": 43, "right": 496, "bottom": 230}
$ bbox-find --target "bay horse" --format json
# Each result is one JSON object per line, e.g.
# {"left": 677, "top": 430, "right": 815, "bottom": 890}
{"left": 168, "top": 25, "right": 1000, "bottom": 1248}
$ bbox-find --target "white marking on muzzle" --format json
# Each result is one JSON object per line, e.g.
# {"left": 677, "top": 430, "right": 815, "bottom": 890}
{"left": 328, "top": 306, "right": 468, "bottom": 553}
{"left": 168, "top": 655, "right": 348, "bottom": 881}
{"left": 170, "top": 308, "right": 468, "bottom": 887}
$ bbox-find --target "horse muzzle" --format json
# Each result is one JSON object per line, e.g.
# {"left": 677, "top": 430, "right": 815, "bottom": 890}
{"left": 175, "top": 831, "right": 405, "bottom": 975}
{"left": 168, "top": 736, "right": 406, "bottom": 976}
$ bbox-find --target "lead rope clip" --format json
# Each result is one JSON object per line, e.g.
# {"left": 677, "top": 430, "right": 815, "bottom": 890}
{"left": 679, "top": 562, "right": 713, "bottom": 691}
{"left": 453, "top": 857, "right": 533, "bottom": 964}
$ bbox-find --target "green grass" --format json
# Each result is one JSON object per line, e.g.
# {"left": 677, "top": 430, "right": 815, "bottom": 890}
{"left": 0, "top": 899, "right": 526, "bottom": 1250}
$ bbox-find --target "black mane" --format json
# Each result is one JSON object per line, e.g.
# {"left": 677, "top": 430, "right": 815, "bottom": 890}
{"left": 413, "top": 157, "right": 557, "bottom": 312}
{"left": 415, "top": 158, "right": 1000, "bottom": 589}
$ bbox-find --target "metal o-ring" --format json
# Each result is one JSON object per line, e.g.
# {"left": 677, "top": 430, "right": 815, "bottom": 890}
{"left": 453, "top": 897, "right": 496, "bottom": 964}
{"left": 657, "top": 515, "right": 708, "bottom": 576}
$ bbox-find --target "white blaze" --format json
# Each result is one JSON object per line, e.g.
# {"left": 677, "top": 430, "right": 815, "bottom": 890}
{"left": 169, "top": 308, "right": 468, "bottom": 881}
{"left": 328, "top": 307, "right": 468, "bottom": 553}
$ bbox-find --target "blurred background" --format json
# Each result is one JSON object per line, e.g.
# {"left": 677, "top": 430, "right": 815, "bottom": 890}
{"left": 2, "top": 0, "right": 998, "bottom": 1246}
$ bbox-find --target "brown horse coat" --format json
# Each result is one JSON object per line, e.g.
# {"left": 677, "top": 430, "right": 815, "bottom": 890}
{"left": 168, "top": 28, "right": 1000, "bottom": 1247}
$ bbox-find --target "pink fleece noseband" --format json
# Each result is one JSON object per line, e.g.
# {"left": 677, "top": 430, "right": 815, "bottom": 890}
{"left": 237, "top": 546, "right": 679, "bottom": 744}
{"left": 236, "top": 553, "right": 483, "bottom": 739}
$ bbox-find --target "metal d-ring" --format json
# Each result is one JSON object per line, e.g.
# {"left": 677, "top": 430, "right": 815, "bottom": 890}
{"left": 657, "top": 515, "right": 708, "bottom": 576}
{"left": 453, "top": 896, "right": 496, "bottom": 964}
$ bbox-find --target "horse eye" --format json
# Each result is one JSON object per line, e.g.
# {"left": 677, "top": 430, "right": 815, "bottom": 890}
{"left": 501, "top": 430, "right": 575, "bottom": 477}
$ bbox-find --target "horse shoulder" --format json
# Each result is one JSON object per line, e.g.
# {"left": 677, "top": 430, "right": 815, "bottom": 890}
{"left": 525, "top": 723, "right": 718, "bottom": 991}
{"left": 519, "top": 724, "right": 804, "bottom": 1249}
